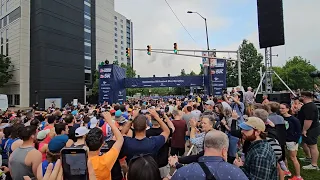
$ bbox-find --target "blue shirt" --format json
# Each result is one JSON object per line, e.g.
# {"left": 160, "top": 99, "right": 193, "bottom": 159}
{"left": 231, "top": 102, "right": 245, "bottom": 123}
{"left": 121, "top": 135, "right": 165, "bottom": 162}
{"left": 171, "top": 156, "right": 248, "bottom": 180}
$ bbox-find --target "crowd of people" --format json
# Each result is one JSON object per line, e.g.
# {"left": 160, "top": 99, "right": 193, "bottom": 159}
{"left": 0, "top": 88, "right": 319, "bottom": 180}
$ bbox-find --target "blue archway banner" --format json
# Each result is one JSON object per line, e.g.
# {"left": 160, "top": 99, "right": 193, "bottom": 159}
{"left": 125, "top": 76, "right": 203, "bottom": 88}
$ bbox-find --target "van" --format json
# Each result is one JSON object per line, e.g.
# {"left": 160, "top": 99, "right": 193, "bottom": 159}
{"left": 0, "top": 94, "right": 8, "bottom": 111}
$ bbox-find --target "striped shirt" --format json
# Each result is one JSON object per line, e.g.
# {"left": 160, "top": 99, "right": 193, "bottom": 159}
{"left": 266, "top": 137, "right": 282, "bottom": 161}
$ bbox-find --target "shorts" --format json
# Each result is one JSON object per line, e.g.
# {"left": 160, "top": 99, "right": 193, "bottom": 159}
{"left": 286, "top": 142, "right": 299, "bottom": 151}
{"left": 302, "top": 126, "right": 320, "bottom": 145}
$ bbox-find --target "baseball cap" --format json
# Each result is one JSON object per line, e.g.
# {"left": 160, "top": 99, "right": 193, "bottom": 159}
{"left": 48, "top": 135, "right": 68, "bottom": 153}
{"left": 205, "top": 100, "right": 215, "bottom": 106}
{"left": 238, "top": 117, "right": 265, "bottom": 132}
{"left": 89, "top": 117, "right": 99, "bottom": 129}
{"left": 37, "top": 129, "right": 51, "bottom": 140}
{"left": 110, "top": 109, "right": 116, "bottom": 114}
{"left": 115, "top": 110, "right": 122, "bottom": 117}
{"left": 75, "top": 127, "right": 90, "bottom": 137}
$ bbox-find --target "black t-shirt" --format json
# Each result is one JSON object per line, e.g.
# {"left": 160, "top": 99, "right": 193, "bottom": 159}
{"left": 146, "top": 127, "right": 172, "bottom": 168}
{"left": 298, "top": 102, "right": 319, "bottom": 130}
{"left": 68, "top": 124, "right": 80, "bottom": 142}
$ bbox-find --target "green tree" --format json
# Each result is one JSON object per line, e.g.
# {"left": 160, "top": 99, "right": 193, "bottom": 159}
{"left": 189, "top": 70, "right": 196, "bottom": 76}
{"left": 113, "top": 60, "right": 119, "bottom": 65}
{"left": 180, "top": 69, "right": 186, "bottom": 76}
{"left": 238, "top": 39, "right": 264, "bottom": 89}
{"left": 226, "top": 61, "right": 238, "bottom": 87}
{"left": 199, "top": 64, "right": 204, "bottom": 75}
{"left": 272, "top": 56, "right": 318, "bottom": 90}
{"left": 120, "top": 63, "right": 136, "bottom": 78}
{"left": 0, "top": 55, "right": 13, "bottom": 87}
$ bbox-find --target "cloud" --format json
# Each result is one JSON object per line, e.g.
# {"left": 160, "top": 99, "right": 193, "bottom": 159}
{"left": 115, "top": 0, "right": 320, "bottom": 77}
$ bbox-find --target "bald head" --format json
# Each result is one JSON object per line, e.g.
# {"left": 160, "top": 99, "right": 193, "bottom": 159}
{"left": 204, "top": 130, "right": 229, "bottom": 151}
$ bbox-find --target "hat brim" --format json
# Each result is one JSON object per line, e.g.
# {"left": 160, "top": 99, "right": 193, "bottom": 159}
{"left": 238, "top": 122, "right": 253, "bottom": 131}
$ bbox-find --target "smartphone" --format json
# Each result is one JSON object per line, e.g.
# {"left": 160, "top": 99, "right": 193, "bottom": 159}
{"left": 61, "top": 148, "right": 89, "bottom": 180}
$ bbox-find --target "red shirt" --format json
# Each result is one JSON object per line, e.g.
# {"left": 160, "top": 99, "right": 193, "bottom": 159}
{"left": 43, "top": 125, "right": 54, "bottom": 144}
{"left": 171, "top": 120, "right": 187, "bottom": 148}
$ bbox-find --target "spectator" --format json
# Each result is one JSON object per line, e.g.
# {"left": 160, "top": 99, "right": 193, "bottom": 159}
{"left": 298, "top": 91, "right": 320, "bottom": 170}
{"left": 225, "top": 92, "right": 245, "bottom": 123}
{"left": 9, "top": 126, "right": 42, "bottom": 180}
{"left": 204, "top": 100, "right": 215, "bottom": 113}
{"left": 171, "top": 130, "right": 248, "bottom": 180}
{"left": 244, "top": 87, "right": 255, "bottom": 106}
{"left": 190, "top": 114, "right": 216, "bottom": 152}
{"left": 64, "top": 114, "right": 79, "bottom": 142}
{"left": 121, "top": 109, "right": 170, "bottom": 162}
{"left": 171, "top": 110, "right": 187, "bottom": 156}
{"left": 279, "top": 103, "right": 302, "bottom": 180}
{"left": 234, "top": 117, "right": 278, "bottom": 180}
{"left": 36, "top": 134, "right": 68, "bottom": 179}
{"left": 5, "top": 123, "right": 24, "bottom": 155}
{"left": 262, "top": 94, "right": 270, "bottom": 105}
{"left": 87, "top": 112, "right": 124, "bottom": 180}
{"left": 127, "top": 155, "right": 164, "bottom": 180}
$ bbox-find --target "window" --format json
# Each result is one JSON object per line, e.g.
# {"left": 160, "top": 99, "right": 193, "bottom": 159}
{"left": 1, "top": 31, "right": 2, "bottom": 44}
{"left": 3, "top": 15, "right": 7, "bottom": 26}
{"left": 114, "top": 22, "right": 117, "bottom": 25}
{"left": 121, "top": 52, "right": 124, "bottom": 55}
{"left": 1, "top": 45, "right": 3, "bottom": 55}
{"left": 121, "top": 35, "right": 123, "bottom": 39}
{"left": 115, "top": 50, "right": 118, "bottom": 54}
{"left": 85, "top": 73, "right": 91, "bottom": 83}
{"left": 5, "top": 28, "right": 8, "bottom": 42}
{"left": 115, "top": 44, "right": 118, "bottom": 48}
{"left": 14, "top": 94, "right": 19, "bottom": 105}
{"left": 115, "top": 56, "right": 118, "bottom": 59}
{"left": 84, "top": 1, "right": 91, "bottom": 7}
{"left": 114, "top": 33, "right": 117, "bottom": 37}
{"left": 84, "top": 42, "right": 91, "bottom": 46}
{"left": 121, "top": 41, "right": 123, "bottom": 44}
{"left": 115, "top": 39, "right": 117, "bottom": 42}
{"left": 1, "top": 0, "right": 4, "bottom": 16}
{"left": 84, "top": 19, "right": 91, "bottom": 28}
{"left": 120, "top": 30, "right": 123, "bottom": 34}
{"left": 114, "top": 16, "right": 117, "bottom": 20}
{"left": 121, "top": 25, "right": 123, "bottom": 28}
{"left": 120, "top": 19, "right": 123, "bottom": 23}
{"left": 84, "top": 28, "right": 91, "bottom": 33}
{"left": 7, "top": 94, "right": 12, "bottom": 105}
{"left": 121, "top": 57, "right": 124, "bottom": 61}
{"left": 5, "top": 42, "right": 8, "bottom": 56}
{"left": 114, "top": 27, "right": 117, "bottom": 31}
{"left": 121, "top": 46, "right": 124, "bottom": 50}
{"left": 6, "top": 0, "right": 9, "bottom": 11}
{"left": 84, "top": 32, "right": 91, "bottom": 41}
{"left": 84, "top": 4, "right": 90, "bottom": 15}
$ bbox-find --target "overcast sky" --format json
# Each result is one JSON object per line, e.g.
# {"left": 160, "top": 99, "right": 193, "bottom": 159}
{"left": 115, "top": 0, "right": 320, "bottom": 77}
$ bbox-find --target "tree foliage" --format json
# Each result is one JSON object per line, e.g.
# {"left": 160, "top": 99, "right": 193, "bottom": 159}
{"left": 227, "top": 39, "right": 263, "bottom": 88}
{"left": 113, "top": 60, "right": 119, "bottom": 65}
{"left": 272, "top": 56, "right": 318, "bottom": 91}
{"left": 0, "top": 55, "right": 13, "bottom": 87}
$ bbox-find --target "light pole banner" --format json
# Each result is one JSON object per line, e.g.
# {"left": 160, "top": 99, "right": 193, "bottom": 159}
{"left": 211, "top": 59, "right": 227, "bottom": 96}
{"left": 202, "top": 52, "right": 215, "bottom": 67}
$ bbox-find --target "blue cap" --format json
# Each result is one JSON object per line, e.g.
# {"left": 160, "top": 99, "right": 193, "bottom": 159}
{"left": 238, "top": 122, "right": 253, "bottom": 131}
{"left": 115, "top": 110, "right": 122, "bottom": 117}
{"left": 48, "top": 135, "right": 68, "bottom": 153}
{"left": 71, "top": 110, "right": 78, "bottom": 115}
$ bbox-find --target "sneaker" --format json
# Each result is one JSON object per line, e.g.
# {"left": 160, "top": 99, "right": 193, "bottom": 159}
{"left": 299, "top": 157, "right": 311, "bottom": 163}
{"left": 289, "top": 176, "right": 304, "bottom": 180}
{"left": 284, "top": 170, "right": 292, "bottom": 177}
{"left": 302, "top": 164, "right": 319, "bottom": 170}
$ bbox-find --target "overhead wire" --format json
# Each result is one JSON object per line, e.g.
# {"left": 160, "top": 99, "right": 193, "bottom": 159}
{"left": 163, "top": 0, "right": 199, "bottom": 47}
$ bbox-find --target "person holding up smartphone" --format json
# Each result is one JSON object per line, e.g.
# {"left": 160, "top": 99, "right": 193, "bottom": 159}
{"left": 86, "top": 112, "right": 124, "bottom": 180}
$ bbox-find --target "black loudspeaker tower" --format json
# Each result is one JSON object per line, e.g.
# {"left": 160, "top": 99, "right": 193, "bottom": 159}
{"left": 257, "top": 0, "right": 285, "bottom": 48}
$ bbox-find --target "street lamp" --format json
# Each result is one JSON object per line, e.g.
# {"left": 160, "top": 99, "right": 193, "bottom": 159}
{"left": 187, "top": 11, "right": 213, "bottom": 96}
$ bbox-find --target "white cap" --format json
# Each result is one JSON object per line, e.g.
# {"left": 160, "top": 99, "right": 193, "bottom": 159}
{"left": 37, "top": 129, "right": 50, "bottom": 140}
{"left": 75, "top": 127, "right": 90, "bottom": 137}
{"left": 90, "top": 117, "right": 99, "bottom": 129}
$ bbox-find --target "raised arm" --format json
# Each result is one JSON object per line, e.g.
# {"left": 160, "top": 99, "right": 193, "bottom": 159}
{"left": 102, "top": 112, "right": 124, "bottom": 151}
{"left": 149, "top": 109, "right": 170, "bottom": 142}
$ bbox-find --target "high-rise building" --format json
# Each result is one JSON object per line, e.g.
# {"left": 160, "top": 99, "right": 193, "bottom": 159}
{"left": 114, "top": 11, "right": 133, "bottom": 66}
{"left": 0, "top": 0, "right": 117, "bottom": 108}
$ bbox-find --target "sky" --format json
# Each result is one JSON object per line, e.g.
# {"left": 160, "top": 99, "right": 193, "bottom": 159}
{"left": 115, "top": 0, "right": 320, "bottom": 77}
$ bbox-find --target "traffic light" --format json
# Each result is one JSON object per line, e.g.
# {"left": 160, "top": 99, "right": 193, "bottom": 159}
{"left": 126, "top": 48, "right": 130, "bottom": 57}
{"left": 174, "top": 43, "right": 178, "bottom": 54}
{"left": 147, "top": 45, "right": 151, "bottom": 55}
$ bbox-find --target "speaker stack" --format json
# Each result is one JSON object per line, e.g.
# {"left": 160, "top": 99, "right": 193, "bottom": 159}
{"left": 257, "top": 0, "right": 285, "bottom": 48}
